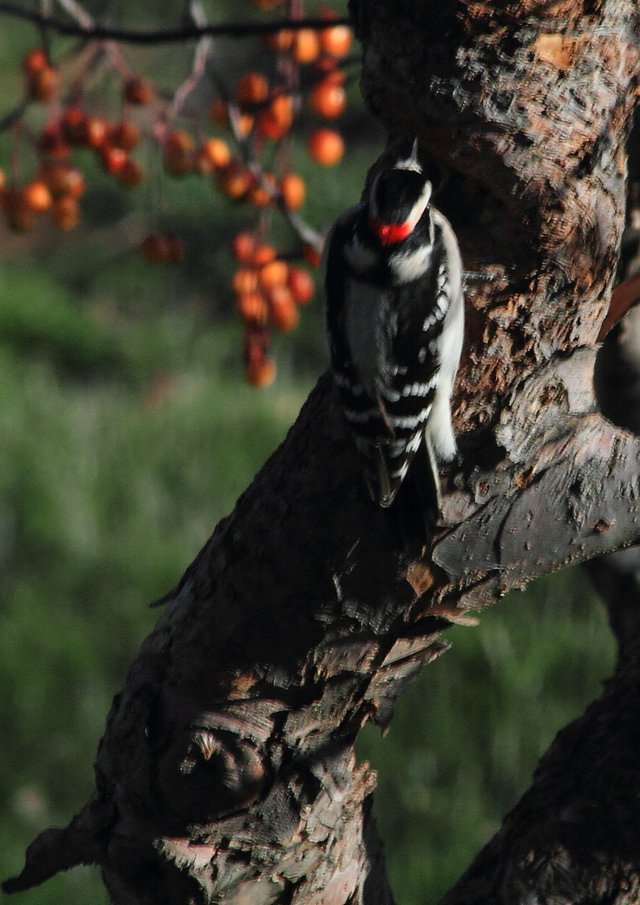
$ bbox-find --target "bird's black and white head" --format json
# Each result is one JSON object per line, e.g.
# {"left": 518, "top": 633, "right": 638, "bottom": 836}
{"left": 367, "top": 140, "right": 433, "bottom": 248}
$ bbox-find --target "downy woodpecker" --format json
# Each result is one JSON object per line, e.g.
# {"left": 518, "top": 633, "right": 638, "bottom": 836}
{"left": 325, "top": 142, "right": 464, "bottom": 520}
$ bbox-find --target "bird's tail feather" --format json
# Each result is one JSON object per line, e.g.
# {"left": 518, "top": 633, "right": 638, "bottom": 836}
{"left": 388, "top": 438, "right": 440, "bottom": 560}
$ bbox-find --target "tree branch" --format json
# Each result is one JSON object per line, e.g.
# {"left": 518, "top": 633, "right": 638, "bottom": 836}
{"left": 3, "top": 1, "right": 640, "bottom": 903}
{"left": 0, "top": 2, "right": 350, "bottom": 43}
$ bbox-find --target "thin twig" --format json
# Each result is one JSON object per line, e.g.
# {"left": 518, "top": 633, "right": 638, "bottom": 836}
{"left": 0, "top": 98, "right": 29, "bottom": 134}
{"left": 54, "top": 0, "right": 94, "bottom": 29}
{"left": 0, "top": 2, "right": 350, "bottom": 43}
{"left": 169, "top": 0, "right": 214, "bottom": 119}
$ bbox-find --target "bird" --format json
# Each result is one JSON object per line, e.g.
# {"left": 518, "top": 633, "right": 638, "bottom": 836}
{"left": 324, "top": 140, "right": 464, "bottom": 542}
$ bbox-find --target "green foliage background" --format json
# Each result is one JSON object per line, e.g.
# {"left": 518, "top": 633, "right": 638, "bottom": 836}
{"left": 0, "top": 5, "right": 615, "bottom": 904}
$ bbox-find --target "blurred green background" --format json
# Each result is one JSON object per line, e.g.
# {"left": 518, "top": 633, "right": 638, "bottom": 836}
{"left": 0, "top": 4, "right": 615, "bottom": 904}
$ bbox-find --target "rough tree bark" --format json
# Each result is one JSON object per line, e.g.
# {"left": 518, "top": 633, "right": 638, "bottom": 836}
{"left": 4, "top": 1, "right": 640, "bottom": 903}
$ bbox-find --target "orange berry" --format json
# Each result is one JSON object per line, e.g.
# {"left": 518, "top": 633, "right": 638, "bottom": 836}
{"left": 0, "top": 168, "right": 5, "bottom": 192}
{"left": 236, "top": 71, "right": 269, "bottom": 106}
{"left": 163, "top": 130, "right": 195, "bottom": 175}
{"left": 232, "top": 268, "right": 259, "bottom": 295}
{"left": 83, "top": 116, "right": 109, "bottom": 149}
{"left": 252, "top": 243, "right": 276, "bottom": 266}
{"left": 51, "top": 195, "right": 80, "bottom": 230}
{"left": 249, "top": 173, "right": 277, "bottom": 208}
{"left": 216, "top": 162, "right": 253, "bottom": 200}
{"left": 309, "top": 80, "right": 346, "bottom": 118}
{"left": 280, "top": 172, "right": 306, "bottom": 211}
{"left": 233, "top": 231, "right": 257, "bottom": 263}
{"left": 209, "top": 99, "right": 253, "bottom": 136}
{"left": 236, "top": 113, "right": 255, "bottom": 138}
{"left": 116, "top": 156, "right": 144, "bottom": 187}
{"left": 60, "top": 110, "right": 107, "bottom": 148}
{"left": 268, "top": 285, "right": 300, "bottom": 332}
{"left": 307, "top": 128, "right": 344, "bottom": 165}
{"left": 23, "top": 48, "right": 48, "bottom": 75}
{"left": 100, "top": 145, "right": 128, "bottom": 175}
{"left": 23, "top": 179, "right": 53, "bottom": 212}
{"left": 166, "top": 130, "right": 194, "bottom": 154}
{"left": 320, "top": 24, "right": 353, "bottom": 58}
{"left": 246, "top": 356, "right": 277, "bottom": 387}
{"left": 109, "top": 120, "right": 141, "bottom": 150}
{"left": 28, "top": 66, "right": 58, "bottom": 102}
{"left": 256, "top": 94, "right": 293, "bottom": 140}
{"left": 259, "top": 259, "right": 288, "bottom": 291}
{"left": 293, "top": 29, "right": 320, "bottom": 64}
{"left": 41, "top": 162, "right": 86, "bottom": 198}
{"left": 249, "top": 186, "right": 271, "bottom": 208}
{"left": 236, "top": 291, "right": 268, "bottom": 325}
{"left": 197, "top": 137, "right": 232, "bottom": 172}
{"left": 287, "top": 266, "right": 314, "bottom": 304}
{"left": 124, "top": 76, "right": 155, "bottom": 105}
{"left": 265, "top": 29, "right": 293, "bottom": 53}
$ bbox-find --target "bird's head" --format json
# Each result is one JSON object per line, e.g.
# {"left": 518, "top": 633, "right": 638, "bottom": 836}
{"left": 367, "top": 140, "right": 433, "bottom": 247}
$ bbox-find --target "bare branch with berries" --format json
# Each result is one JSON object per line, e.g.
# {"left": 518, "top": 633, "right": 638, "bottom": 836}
{"left": 0, "top": 1, "right": 354, "bottom": 385}
{"left": 0, "top": 1, "right": 350, "bottom": 43}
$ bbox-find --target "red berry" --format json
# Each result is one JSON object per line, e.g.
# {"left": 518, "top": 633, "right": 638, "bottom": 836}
{"left": 246, "top": 356, "right": 277, "bottom": 387}
{"left": 235, "top": 72, "right": 269, "bottom": 106}
{"left": 28, "top": 66, "right": 58, "bottom": 102}
{"left": 37, "top": 123, "right": 70, "bottom": 158}
{"left": 255, "top": 95, "right": 293, "bottom": 140}
{"left": 287, "top": 267, "right": 314, "bottom": 304}
{"left": 124, "top": 76, "right": 155, "bottom": 105}
{"left": 40, "top": 162, "right": 86, "bottom": 199}
{"left": 232, "top": 231, "right": 257, "bottom": 263}
{"left": 163, "top": 130, "right": 195, "bottom": 176}
{"left": 23, "top": 48, "right": 48, "bottom": 75}
{"left": 100, "top": 146, "right": 128, "bottom": 175}
{"left": 116, "top": 157, "right": 144, "bottom": 187}
{"left": 109, "top": 120, "right": 141, "bottom": 151}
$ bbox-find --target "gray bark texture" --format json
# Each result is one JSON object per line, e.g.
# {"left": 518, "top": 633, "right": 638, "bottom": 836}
{"left": 4, "top": 1, "right": 640, "bottom": 903}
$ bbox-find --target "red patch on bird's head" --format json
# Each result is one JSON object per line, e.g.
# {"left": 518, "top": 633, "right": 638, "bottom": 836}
{"left": 368, "top": 218, "right": 412, "bottom": 246}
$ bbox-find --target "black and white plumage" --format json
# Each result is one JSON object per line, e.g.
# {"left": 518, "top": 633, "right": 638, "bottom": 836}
{"left": 325, "top": 144, "right": 464, "bottom": 516}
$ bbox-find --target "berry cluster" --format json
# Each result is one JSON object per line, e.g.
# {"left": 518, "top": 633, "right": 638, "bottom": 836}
{"left": 0, "top": 2, "right": 354, "bottom": 386}
{"left": 2, "top": 52, "right": 151, "bottom": 232}
{"left": 231, "top": 231, "right": 315, "bottom": 384}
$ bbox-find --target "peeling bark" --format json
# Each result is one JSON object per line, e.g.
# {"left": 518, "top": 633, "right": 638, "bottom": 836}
{"left": 4, "top": 1, "right": 640, "bottom": 904}
{"left": 442, "top": 228, "right": 640, "bottom": 905}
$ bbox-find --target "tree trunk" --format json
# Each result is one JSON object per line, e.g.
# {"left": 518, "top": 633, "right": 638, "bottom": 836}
{"left": 4, "top": 1, "right": 640, "bottom": 903}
